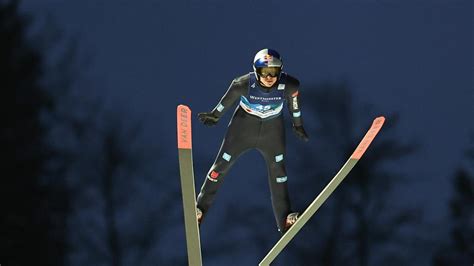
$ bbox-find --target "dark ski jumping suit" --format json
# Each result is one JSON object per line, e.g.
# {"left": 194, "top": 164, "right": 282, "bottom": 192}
{"left": 197, "top": 72, "right": 306, "bottom": 233}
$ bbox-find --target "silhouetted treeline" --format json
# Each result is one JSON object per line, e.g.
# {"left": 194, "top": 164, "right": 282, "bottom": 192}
{"left": 432, "top": 134, "right": 474, "bottom": 264}
{"left": 1, "top": 2, "right": 184, "bottom": 266}
{"left": 0, "top": 1, "right": 69, "bottom": 265}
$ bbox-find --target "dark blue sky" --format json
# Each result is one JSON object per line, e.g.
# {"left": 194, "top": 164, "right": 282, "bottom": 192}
{"left": 22, "top": 0, "right": 472, "bottom": 258}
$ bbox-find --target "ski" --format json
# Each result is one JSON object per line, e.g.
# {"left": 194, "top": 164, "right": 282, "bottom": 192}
{"left": 259, "top": 116, "right": 385, "bottom": 266}
{"left": 177, "top": 104, "right": 202, "bottom": 266}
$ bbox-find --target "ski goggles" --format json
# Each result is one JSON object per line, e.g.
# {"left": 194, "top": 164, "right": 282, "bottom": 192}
{"left": 256, "top": 67, "right": 281, "bottom": 78}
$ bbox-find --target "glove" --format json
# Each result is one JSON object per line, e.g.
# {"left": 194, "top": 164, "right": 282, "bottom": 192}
{"left": 197, "top": 112, "right": 219, "bottom": 126}
{"left": 293, "top": 125, "right": 309, "bottom": 142}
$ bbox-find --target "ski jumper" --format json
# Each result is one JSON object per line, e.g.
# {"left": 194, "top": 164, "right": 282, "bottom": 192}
{"left": 197, "top": 72, "right": 304, "bottom": 233}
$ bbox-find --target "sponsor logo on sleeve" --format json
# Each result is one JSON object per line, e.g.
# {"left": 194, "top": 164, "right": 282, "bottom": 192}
{"left": 222, "top": 152, "right": 232, "bottom": 162}
{"left": 275, "top": 154, "right": 284, "bottom": 162}
{"left": 207, "top": 170, "right": 220, "bottom": 182}
{"left": 293, "top": 96, "right": 299, "bottom": 109}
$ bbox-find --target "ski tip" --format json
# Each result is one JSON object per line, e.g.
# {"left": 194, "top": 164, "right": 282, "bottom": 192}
{"left": 350, "top": 116, "right": 386, "bottom": 160}
{"left": 370, "top": 116, "right": 385, "bottom": 129}
{"left": 177, "top": 104, "right": 192, "bottom": 150}
{"left": 177, "top": 104, "right": 191, "bottom": 112}
{"left": 373, "top": 116, "right": 385, "bottom": 126}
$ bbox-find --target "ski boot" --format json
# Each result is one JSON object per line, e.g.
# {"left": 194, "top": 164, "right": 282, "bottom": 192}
{"left": 285, "top": 212, "right": 299, "bottom": 231}
{"left": 196, "top": 207, "right": 203, "bottom": 225}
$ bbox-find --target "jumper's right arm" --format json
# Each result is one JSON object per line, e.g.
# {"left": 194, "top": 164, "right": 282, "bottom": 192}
{"left": 198, "top": 75, "right": 247, "bottom": 126}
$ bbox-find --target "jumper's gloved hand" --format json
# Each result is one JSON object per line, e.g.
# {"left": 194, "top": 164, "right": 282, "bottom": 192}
{"left": 293, "top": 125, "right": 309, "bottom": 142}
{"left": 198, "top": 112, "right": 219, "bottom": 126}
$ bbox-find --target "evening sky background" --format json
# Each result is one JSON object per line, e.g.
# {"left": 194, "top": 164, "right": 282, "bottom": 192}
{"left": 18, "top": 0, "right": 473, "bottom": 264}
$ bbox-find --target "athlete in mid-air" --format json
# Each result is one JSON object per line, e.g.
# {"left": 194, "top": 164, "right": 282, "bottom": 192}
{"left": 196, "top": 48, "right": 309, "bottom": 234}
